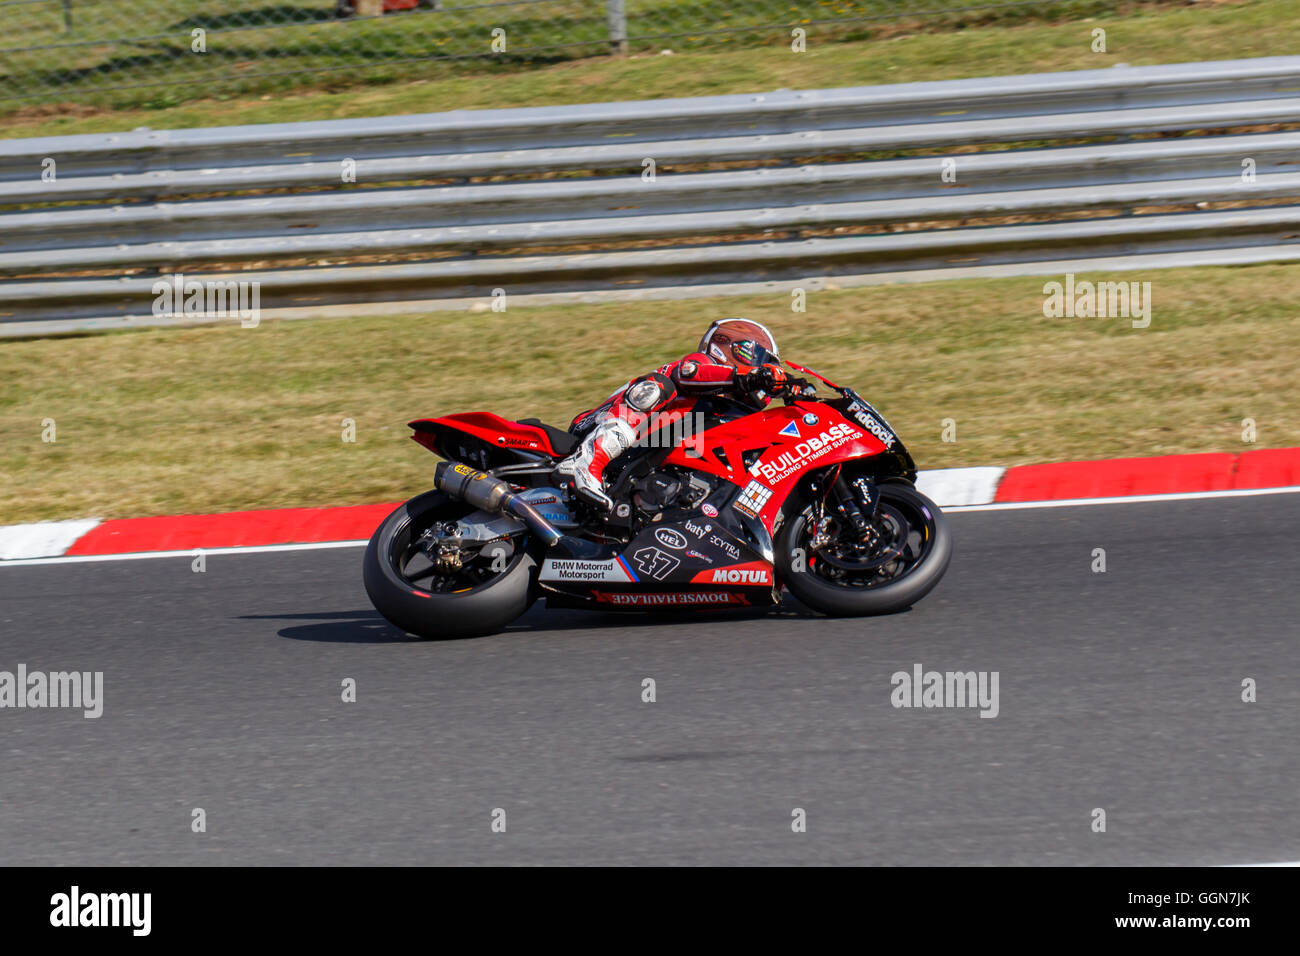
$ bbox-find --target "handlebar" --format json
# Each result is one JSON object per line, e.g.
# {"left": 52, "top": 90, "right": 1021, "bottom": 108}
{"left": 745, "top": 365, "right": 817, "bottom": 402}
{"left": 773, "top": 372, "right": 816, "bottom": 403}
{"left": 784, "top": 379, "right": 817, "bottom": 403}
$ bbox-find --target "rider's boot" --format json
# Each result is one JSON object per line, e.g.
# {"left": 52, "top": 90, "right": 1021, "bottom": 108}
{"left": 554, "top": 416, "right": 638, "bottom": 513}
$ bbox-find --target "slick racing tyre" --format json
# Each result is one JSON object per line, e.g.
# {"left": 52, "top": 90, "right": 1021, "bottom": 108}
{"left": 363, "top": 490, "right": 538, "bottom": 639}
{"left": 776, "top": 481, "right": 951, "bottom": 616}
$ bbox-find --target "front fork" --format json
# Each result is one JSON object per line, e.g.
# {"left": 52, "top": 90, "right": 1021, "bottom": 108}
{"left": 832, "top": 473, "right": 879, "bottom": 538}
{"left": 807, "top": 471, "right": 878, "bottom": 551}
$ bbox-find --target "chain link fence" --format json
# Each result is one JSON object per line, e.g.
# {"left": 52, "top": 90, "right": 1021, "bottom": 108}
{"left": 0, "top": 0, "right": 1152, "bottom": 107}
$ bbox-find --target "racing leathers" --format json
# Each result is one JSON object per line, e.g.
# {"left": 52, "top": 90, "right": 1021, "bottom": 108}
{"left": 554, "top": 353, "right": 785, "bottom": 511}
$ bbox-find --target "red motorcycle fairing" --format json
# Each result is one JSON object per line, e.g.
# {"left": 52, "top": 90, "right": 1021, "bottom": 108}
{"left": 409, "top": 412, "right": 572, "bottom": 462}
{"left": 662, "top": 400, "right": 887, "bottom": 529}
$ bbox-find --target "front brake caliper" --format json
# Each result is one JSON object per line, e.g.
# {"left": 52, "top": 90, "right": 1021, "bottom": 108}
{"left": 808, "top": 511, "right": 836, "bottom": 552}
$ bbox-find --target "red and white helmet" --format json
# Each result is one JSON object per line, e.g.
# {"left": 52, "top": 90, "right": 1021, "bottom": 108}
{"left": 698, "top": 318, "right": 779, "bottom": 371}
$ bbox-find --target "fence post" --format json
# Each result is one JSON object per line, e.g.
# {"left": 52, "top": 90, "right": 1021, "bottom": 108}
{"left": 607, "top": 0, "right": 628, "bottom": 56}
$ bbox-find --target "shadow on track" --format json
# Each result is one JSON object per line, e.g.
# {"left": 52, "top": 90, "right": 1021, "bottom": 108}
{"left": 246, "top": 595, "right": 838, "bottom": 643}
{"left": 241, "top": 609, "right": 413, "bottom": 643}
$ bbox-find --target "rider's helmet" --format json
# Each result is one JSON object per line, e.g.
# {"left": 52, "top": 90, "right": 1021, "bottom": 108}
{"left": 698, "top": 319, "right": 779, "bottom": 372}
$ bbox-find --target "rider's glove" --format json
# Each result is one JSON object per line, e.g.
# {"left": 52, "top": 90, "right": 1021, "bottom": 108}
{"left": 747, "top": 363, "right": 787, "bottom": 394}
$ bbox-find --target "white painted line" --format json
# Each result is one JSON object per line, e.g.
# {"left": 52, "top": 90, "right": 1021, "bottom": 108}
{"left": 4, "top": 484, "right": 1300, "bottom": 568}
{"left": 916, "top": 467, "right": 1006, "bottom": 507}
{"left": 945, "top": 484, "right": 1300, "bottom": 513}
{"left": 0, "top": 538, "right": 369, "bottom": 567}
{"left": 1226, "top": 860, "right": 1300, "bottom": 867}
{"left": 0, "top": 519, "right": 101, "bottom": 560}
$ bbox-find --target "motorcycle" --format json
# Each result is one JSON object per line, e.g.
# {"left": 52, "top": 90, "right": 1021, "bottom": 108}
{"left": 363, "top": 347, "right": 951, "bottom": 638}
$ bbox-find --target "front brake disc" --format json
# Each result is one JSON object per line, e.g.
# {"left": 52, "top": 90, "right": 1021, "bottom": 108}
{"left": 812, "top": 503, "right": 907, "bottom": 571}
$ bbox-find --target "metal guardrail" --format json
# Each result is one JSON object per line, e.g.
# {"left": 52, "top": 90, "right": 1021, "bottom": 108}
{"left": 5, "top": 54, "right": 1299, "bottom": 177}
{"left": 2, "top": 57, "right": 1300, "bottom": 330}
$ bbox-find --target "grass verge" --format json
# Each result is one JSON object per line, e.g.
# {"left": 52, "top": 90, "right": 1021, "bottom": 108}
{"left": 2, "top": 261, "right": 1296, "bottom": 524}
{"left": 0, "top": 0, "right": 1292, "bottom": 138}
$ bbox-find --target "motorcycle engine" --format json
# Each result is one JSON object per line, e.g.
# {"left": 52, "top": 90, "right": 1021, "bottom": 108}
{"left": 632, "top": 469, "right": 714, "bottom": 519}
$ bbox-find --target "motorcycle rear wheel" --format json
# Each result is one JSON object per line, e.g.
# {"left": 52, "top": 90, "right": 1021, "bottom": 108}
{"left": 363, "top": 490, "right": 538, "bottom": 639}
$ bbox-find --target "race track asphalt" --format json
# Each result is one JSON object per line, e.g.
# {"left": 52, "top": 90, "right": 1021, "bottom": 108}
{"left": 1, "top": 493, "right": 1296, "bottom": 865}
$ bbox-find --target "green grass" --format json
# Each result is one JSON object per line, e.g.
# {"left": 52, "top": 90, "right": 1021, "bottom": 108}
{"left": 0, "top": 0, "right": 1291, "bottom": 135}
{"left": 0, "top": 0, "right": 1157, "bottom": 105}
{"left": 2, "top": 261, "right": 1297, "bottom": 523}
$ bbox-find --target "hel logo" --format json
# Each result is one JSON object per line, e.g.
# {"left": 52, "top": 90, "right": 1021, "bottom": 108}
{"left": 712, "top": 567, "right": 770, "bottom": 585}
{"left": 778, "top": 421, "right": 800, "bottom": 438}
{"left": 654, "top": 528, "right": 688, "bottom": 551}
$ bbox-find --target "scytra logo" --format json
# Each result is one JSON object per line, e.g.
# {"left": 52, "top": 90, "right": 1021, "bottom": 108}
{"left": 708, "top": 534, "right": 741, "bottom": 561}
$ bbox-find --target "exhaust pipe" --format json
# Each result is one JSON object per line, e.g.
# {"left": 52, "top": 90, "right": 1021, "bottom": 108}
{"left": 434, "top": 461, "right": 563, "bottom": 548}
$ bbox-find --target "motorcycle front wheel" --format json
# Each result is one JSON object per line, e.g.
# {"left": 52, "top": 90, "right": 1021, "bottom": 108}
{"left": 775, "top": 481, "right": 951, "bottom": 616}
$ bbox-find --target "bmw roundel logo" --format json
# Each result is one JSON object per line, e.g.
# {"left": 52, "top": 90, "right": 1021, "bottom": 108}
{"left": 803, "top": 413, "right": 819, "bottom": 426}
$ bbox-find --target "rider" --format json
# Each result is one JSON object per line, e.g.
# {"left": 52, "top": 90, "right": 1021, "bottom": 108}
{"left": 554, "top": 318, "right": 788, "bottom": 511}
